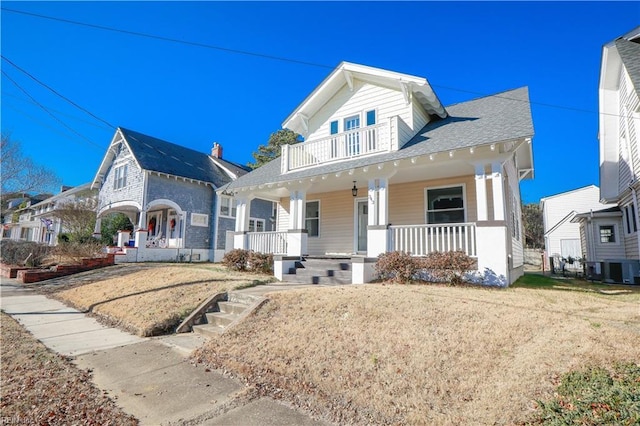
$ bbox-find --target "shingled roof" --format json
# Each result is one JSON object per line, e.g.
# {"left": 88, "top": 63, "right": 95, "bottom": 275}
{"left": 118, "top": 128, "right": 247, "bottom": 187}
{"left": 225, "top": 86, "right": 533, "bottom": 190}
{"left": 616, "top": 38, "right": 640, "bottom": 98}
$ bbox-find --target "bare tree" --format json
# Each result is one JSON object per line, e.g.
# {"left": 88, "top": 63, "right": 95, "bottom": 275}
{"left": 1, "top": 132, "right": 61, "bottom": 195}
{"left": 50, "top": 190, "right": 98, "bottom": 241}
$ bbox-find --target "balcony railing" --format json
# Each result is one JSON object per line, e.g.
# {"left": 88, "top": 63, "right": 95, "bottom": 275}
{"left": 247, "top": 231, "right": 288, "bottom": 255}
{"left": 283, "top": 122, "right": 390, "bottom": 172}
{"left": 389, "top": 223, "right": 477, "bottom": 257}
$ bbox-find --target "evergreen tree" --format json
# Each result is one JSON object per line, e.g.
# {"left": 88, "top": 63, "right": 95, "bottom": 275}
{"left": 248, "top": 129, "right": 301, "bottom": 169}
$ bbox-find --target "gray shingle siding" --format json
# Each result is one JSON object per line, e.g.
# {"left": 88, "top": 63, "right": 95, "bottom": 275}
{"left": 217, "top": 217, "right": 235, "bottom": 249}
{"left": 97, "top": 144, "right": 144, "bottom": 212}
{"left": 146, "top": 174, "right": 214, "bottom": 249}
{"left": 250, "top": 199, "right": 275, "bottom": 231}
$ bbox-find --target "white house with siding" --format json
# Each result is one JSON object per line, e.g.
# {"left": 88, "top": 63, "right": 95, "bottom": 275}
{"left": 223, "top": 62, "right": 534, "bottom": 286}
{"left": 572, "top": 26, "right": 640, "bottom": 283}
{"left": 540, "top": 185, "right": 612, "bottom": 271}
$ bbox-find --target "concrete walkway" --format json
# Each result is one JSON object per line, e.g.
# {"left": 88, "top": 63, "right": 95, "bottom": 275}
{"left": 0, "top": 277, "right": 330, "bottom": 425}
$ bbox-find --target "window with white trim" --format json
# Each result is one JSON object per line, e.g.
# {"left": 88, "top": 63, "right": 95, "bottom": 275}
{"left": 305, "top": 201, "right": 320, "bottom": 237}
{"left": 219, "top": 195, "right": 236, "bottom": 218}
{"left": 249, "top": 218, "right": 265, "bottom": 233}
{"left": 599, "top": 225, "right": 616, "bottom": 243}
{"left": 425, "top": 186, "right": 465, "bottom": 224}
{"left": 113, "top": 164, "right": 128, "bottom": 190}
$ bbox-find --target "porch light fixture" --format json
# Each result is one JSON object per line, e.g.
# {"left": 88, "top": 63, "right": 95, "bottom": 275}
{"left": 352, "top": 181, "right": 358, "bottom": 197}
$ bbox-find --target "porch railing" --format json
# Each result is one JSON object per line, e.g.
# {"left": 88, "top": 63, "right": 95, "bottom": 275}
{"left": 284, "top": 122, "right": 389, "bottom": 171}
{"left": 389, "top": 223, "right": 477, "bottom": 257}
{"left": 246, "top": 231, "right": 288, "bottom": 255}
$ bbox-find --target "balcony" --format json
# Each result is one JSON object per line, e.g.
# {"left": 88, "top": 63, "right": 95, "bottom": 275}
{"left": 282, "top": 121, "right": 390, "bottom": 172}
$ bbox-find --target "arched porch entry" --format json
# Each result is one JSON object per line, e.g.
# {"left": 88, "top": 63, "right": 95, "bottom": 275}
{"left": 95, "top": 201, "right": 142, "bottom": 245}
{"left": 144, "top": 199, "right": 185, "bottom": 248}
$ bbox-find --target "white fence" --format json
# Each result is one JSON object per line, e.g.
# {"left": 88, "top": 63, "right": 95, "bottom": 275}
{"left": 389, "top": 223, "right": 477, "bottom": 257}
{"left": 247, "top": 231, "right": 288, "bottom": 255}
{"left": 285, "top": 122, "right": 389, "bottom": 171}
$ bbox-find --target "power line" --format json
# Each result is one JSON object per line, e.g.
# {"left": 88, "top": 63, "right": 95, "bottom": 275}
{"left": 1, "top": 55, "right": 116, "bottom": 129}
{"left": 2, "top": 91, "right": 113, "bottom": 130}
{"left": 1, "top": 7, "right": 332, "bottom": 70}
{"left": 1, "top": 69, "right": 103, "bottom": 149}
{"left": 3, "top": 101, "right": 103, "bottom": 146}
{"left": 4, "top": 6, "right": 635, "bottom": 121}
{"left": 2, "top": 7, "right": 634, "bottom": 123}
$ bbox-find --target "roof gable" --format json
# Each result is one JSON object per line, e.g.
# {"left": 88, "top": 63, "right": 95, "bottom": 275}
{"left": 283, "top": 62, "right": 447, "bottom": 134}
{"left": 92, "top": 128, "right": 240, "bottom": 189}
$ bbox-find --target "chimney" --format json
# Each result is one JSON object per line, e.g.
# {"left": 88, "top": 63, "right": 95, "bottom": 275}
{"left": 211, "top": 142, "right": 223, "bottom": 159}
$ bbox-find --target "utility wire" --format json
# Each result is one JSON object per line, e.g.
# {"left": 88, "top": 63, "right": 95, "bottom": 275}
{"left": 3, "top": 91, "right": 113, "bottom": 130}
{"left": 1, "top": 7, "right": 332, "bottom": 70}
{"left": 2, "top": 55, "right": 116, "bottom": 129}
{"left": 1, "top": 69, "right": 103, "bottom": 149}
{"left": 3, "top": 6, "right": 632, "bottom": 120}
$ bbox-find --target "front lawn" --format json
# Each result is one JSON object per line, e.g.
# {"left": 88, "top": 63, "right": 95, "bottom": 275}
{"left": 193, "top": 283, "right": 640, "bottom": 425}
{"left": 51, "top": 263, "right": 273, "bottom": 336}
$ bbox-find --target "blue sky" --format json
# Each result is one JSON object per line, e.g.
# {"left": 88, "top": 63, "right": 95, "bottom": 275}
{"left": 2, "top": 2, "right": 639, "bottom": 203}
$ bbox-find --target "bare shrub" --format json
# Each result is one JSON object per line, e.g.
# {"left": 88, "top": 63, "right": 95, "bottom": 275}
{"left": 222, "top": 249, "right": 249, "bottom": 271}
{"left": 53, "top": 241, "right": 104, "bottom": 264}
{"left": 248, "top": 251, "right": 273, "bottom": 274}
{"left": 375, "top": 251, "right": 420, "bottom": 283}
{"left": 421, "top": 250, "right": 475, "bottom": 285}
{"left": 0, "top": 240, "right": 52, "bottom": 267}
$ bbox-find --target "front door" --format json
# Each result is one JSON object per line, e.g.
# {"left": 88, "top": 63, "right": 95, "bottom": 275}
{"left": 355, "top": 199, "right": 368, "bottom": 253}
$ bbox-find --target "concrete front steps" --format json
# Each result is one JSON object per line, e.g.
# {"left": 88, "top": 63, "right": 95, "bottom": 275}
{"left": 281, "top": 257, "right": 353, "bottom": 285}
{"left": 191, "top": 293, "right": 261, "bottom": 338}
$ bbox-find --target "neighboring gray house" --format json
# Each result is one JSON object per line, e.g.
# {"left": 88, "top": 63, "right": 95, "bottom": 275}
{"left": 91, "top": 127, "right": 274, "bottom": 262}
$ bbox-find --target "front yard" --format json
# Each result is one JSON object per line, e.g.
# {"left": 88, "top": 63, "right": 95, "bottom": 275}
{"left": 193, "top": 279, "right": 640, "bottom": 425}
{"left": 11, "top": 266, "right": 640, "bottom": 424}
{"left": 49, "top": 263, "right": 274, "bottom": 336}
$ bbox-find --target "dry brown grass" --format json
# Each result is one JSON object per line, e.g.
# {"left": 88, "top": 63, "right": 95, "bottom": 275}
{"left": 53, "top": 264, "right": 272, "bottom": 336}
{"left": 193, "top": 284, "right": 640, "bottom": 425}
{"left": 0, "top": 313, "right": 138, "bottom": 424}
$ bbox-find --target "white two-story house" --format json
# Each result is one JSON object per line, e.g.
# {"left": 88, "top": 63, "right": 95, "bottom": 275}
{"left": 224, "top": 62, "right": 534, "bottom": 286}
{"left": 573, "top": 26, "right": 640, "bottom": 283}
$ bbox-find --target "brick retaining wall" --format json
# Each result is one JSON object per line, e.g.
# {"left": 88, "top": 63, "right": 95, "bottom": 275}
{"left": 8, "top": 254, "right": 115, "bottom": 284}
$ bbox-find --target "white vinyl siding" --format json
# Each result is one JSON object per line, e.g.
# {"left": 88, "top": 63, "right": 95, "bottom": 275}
{"left": 504, "top": 158, "right": 523, "bottom": 267}
{"left": 411, "top": 97, "right": 430, "bottom": 133}
{"left": 541, "top": 186, "right": 611, "bottom": 260}
{"left": 305, "top": 81, "right": 411, "bottom": 143}
{"left": 617, "top": 67, "right": 640, "bottom": 195}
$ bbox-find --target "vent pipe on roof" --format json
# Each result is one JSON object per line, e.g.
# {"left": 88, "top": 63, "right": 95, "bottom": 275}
{"left": 211, "top": 142, "right": 223, "bottom": 159}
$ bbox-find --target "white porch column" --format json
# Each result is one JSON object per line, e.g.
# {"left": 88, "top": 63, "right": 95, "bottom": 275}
{"left": 368, "top": 180, "right": 377, "bottom": 226}
{"left": 287, "top": 189, "right": 308, "bottom": 256}
{"left": 367, "top": 177, "right": 390, "bottom": 258}
{"left": 474, "top": 164, "right": 488, "bottom": 221}
{"left": 491, "top": 162, "right": 505, "bottom": 221}
{"left": 138, "top": 211, "right": 147, "bottom": 230}
{"left": 234, "top": 196, "right": 252, "bottom": 250}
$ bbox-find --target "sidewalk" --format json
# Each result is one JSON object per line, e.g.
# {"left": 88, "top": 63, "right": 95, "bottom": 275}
{"left": 0, "top": 277, "right": 329, "bottom": 425}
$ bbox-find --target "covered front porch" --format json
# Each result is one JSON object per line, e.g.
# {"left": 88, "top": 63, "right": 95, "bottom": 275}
{"left": 232, "top": 144, "right": 519, "bottom": 285}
